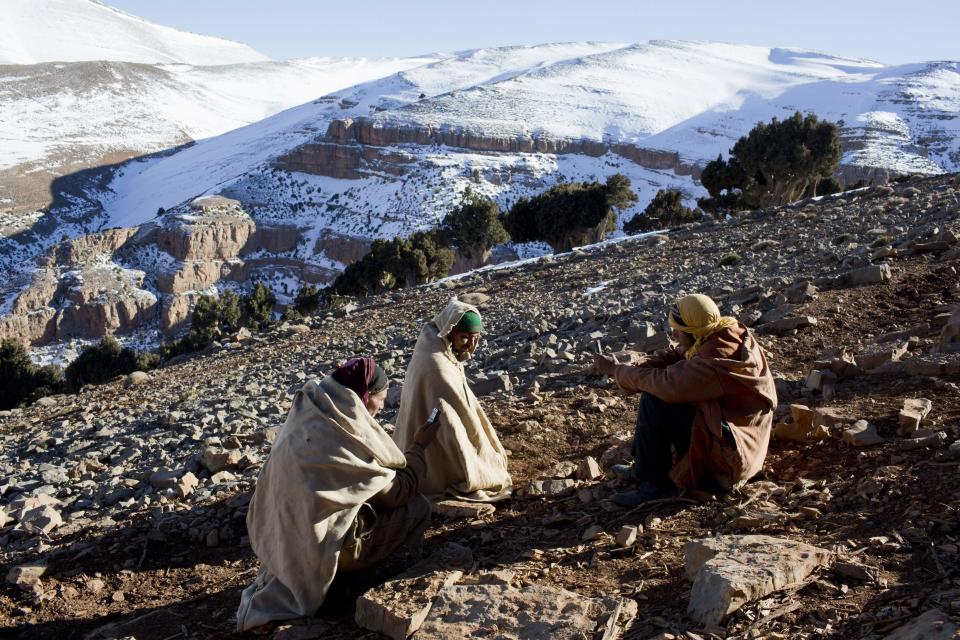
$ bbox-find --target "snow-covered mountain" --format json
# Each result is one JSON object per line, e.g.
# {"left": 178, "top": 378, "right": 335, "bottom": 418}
{"left": 1, "top": 6, "right": 958, "bottom": 356}
{"left": 94, "top": 42, "right": 960, "bottom": 232}
{"left": 0, "top": 55, "right": 439, "bottom": 225}
{"left": 0, "top": 0, "right": 266, "bottom": 65}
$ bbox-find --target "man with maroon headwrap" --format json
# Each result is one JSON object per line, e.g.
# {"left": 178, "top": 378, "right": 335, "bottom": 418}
{"left": 238, "top": 357, "right": 441, "bottom": 631}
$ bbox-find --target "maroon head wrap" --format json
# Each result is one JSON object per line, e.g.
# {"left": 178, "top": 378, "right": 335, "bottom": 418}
{"left": 331, "top": 357, "right": 387, "bottom": 404}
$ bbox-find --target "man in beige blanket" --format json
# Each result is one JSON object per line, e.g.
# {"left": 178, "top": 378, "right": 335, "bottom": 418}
{"left": 237, "top": 357, "right": 440, "bottom": 631}
{"left": 394, "top": 299, "right": 512, "bottom": 502}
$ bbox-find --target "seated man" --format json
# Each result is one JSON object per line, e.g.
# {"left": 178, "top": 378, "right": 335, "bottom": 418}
{"left": 593, "top": 294, "right": 777, "bottom": 507}
{"left": 237, "top": 357, "right": 440, "bottom": 631}
{"left": 393, "top": 299, "right": 512, "bottom": 502}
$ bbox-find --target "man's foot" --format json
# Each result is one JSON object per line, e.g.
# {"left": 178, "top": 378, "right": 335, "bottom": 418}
{"left": 610, "top": 463, "right": 637, "bottom": 482}
{"left": 612, "top": 482, "right": 676, "bottom": 507}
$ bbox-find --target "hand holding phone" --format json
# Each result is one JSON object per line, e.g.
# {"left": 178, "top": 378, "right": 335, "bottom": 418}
{"left": 415, "top": 407, "right": 443, "bottom": 447}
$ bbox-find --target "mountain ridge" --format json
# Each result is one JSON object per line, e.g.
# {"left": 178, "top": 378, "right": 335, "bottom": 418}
{"left": 0, "top": 0, "right": 268, "bottom": 65}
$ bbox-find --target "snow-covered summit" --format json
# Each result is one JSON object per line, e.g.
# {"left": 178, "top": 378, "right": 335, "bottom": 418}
{"left": 0, "top": 0, "right": 267, "bottom": 65}
{"left": 94, "top": 40, "right": 960, "bottom": 232}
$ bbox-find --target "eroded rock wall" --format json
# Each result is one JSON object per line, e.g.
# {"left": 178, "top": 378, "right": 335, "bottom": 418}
{"left": 0, "top": 197, "right": 339, "bottom": 345}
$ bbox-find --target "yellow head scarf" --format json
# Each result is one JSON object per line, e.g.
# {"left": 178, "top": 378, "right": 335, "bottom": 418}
{"left": 668, "top": 294, "right": 739, "bottom": 359}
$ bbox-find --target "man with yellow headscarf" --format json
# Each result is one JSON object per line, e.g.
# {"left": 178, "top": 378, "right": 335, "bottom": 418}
{"left": 593, "top": 294, "right": 777, "bottom": 507}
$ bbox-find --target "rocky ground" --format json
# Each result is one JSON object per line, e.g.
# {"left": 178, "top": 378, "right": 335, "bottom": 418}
{"left": 2, "top": 174, "right": 959, "bottom": 639}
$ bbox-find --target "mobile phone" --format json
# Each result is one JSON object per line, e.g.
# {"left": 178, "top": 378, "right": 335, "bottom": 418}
{"left": 427, "top": 407, "right": 441, "bottom": 424}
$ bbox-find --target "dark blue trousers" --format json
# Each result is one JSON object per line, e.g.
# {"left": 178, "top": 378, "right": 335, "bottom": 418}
{"left": 630, "top": 393, "right": 696, "bottom": 484}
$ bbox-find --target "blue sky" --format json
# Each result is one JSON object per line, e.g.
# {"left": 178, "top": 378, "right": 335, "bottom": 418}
{"left": 109, "top": 0, "right": 958, "bottom": 64}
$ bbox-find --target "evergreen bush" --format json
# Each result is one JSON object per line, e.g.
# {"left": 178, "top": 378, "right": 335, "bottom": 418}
{"left": 623, "top": 189, "right": 699, "bottom": 233}
{"left": 244, "top": 282, "right": 276, "bottom": 329}
{"left": 700, "top": 112, "right": 842, "bottom": 210}
{"left": 293, "top": 284, "right": 321, "bottom": 315}
{"left": 439, "top": 188, "right": 509, "bottom": 262}
{"left": 65, "top": 336, "right": 159, "bottom": 390}
{"left": 333, "top": 231, "right": 454, "bottom": 296}
{"left": 0, "top": 338, "right": 63, "bottom": 409}
{"left": 503, "top": 174, "right": 637, "bottom": 252}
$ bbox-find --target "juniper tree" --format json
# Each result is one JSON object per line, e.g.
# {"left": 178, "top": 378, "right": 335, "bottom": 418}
{"left": 700, "top": 112, "right": 841, "bottom": 209}
{"left": 503, "top": 174, "right": 637, "bottom": 253}
{"left": 440, "top": 188, "right": 509, "bottom": 263}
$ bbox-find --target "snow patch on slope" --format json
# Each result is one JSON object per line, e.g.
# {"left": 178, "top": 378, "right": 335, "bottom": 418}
{"left": 0, "top": 56, "right": 439, "bottom": 171}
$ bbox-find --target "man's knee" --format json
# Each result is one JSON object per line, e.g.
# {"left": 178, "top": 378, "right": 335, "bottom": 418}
{"left": 640, "top": 392, "right": 668, "bottom": 413}
{"left": 639, "top": 392, "right": 695, "bottom": 426}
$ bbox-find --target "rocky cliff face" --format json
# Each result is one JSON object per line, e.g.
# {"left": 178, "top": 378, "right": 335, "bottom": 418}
{"left": 276, "top": 117, "right": 701, "bottom": 181}
{"left": 0, "top": 197, "right": 339, "bottom": 346}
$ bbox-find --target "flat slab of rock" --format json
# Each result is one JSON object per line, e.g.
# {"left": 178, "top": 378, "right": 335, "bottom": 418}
{"left": 20, "top": 504, "right": 62, "bottom": 533}
{"left": 773, "top": 403, "right": 830, "bottom": 442}
{"left": 685, "top": 535, "right": 832, "bottom": 626}
{"left": 843, "top": 420, "right": 886, "bottom": 447}
{"left": 524, "top": 479, "right": 577, "bottom": 498}
{"left": 761, "top": 315, "right": 818, "bottom": 336}
{"left": 842, "top": 263, "right": 891, "bottom": 286}
{"left": 355, "top": 543, "right": 473, "bottom": 640}
{"left": 7, "top": 563, "right": 47, "bottom": 592}
{"left": 432, "top": 499, "right": 495, "bottom": 520}
{"left": 470, "top": 373, "right": 513, "bottom": 397}
{"left": 856, "top": 341, "right": 909, "bottom": 370}
{"left": 904, "top": 353, "right": 960, "bottom": 377}
{"left": 418, "top": 582, "right": 636, "bottom": 639}
{"left": 355, "top": 569, "right": 464, "bottom": 640}
{"left": 883, "top": 609, "right": 957, "bottom": 640}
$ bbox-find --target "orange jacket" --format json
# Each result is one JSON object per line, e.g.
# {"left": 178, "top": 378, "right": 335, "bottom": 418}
{"left": 612, "top": 325, "right": 777, "bottom": 490}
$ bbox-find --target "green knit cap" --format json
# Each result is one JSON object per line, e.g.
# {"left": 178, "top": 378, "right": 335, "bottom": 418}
{"left": 455, "top": 310, "right": 483, "bottom": 333}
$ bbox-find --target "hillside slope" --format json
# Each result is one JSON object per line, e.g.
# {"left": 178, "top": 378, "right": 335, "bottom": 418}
{"left": 0, "top": 0, "right": 267, "bottom": 65}
{"left": 1, "top": 173, "right": 958, "bottom": 639}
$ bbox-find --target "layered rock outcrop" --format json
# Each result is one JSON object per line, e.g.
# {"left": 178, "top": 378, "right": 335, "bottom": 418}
{"left": 0, "top": 196, "right": 344, "bottom": 345}
{"left": 275, "top": 140, "right": 420, "bottom": 180}
{"left": 280, "top": 117, "right": 702, "bottom": 181}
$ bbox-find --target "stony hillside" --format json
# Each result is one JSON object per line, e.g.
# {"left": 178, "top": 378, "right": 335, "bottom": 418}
{"left": 1, "top": 174, "right": 959, "bottom": 639}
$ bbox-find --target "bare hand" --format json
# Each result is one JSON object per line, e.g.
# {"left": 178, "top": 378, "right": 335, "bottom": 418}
{"left": 592, "top": 354, "right": 617, "bottom": 377}
{"left": 414, "top": 418, "right": 442, "bottom": 447}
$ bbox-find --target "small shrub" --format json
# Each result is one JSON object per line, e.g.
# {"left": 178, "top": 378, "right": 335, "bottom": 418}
{"left": 503, "top": 174, "right": 636, "bottom": 252}
{"left": 190, "top": 294, "right": 222, "bottom": 344}
{"left": 0, "top": 338, "right": 63, "bottom": 409}
{"left": 719, "top": 252, "right": 743, "bottom": 267}
{"left": 219, "top": 290, "right": 243, "bottom": 332}
{"left": 244, "top": 282, "right": 276, "bottom": 329}
{"left": 293, "top": 284, "right": 322, "bottom": 315}
{"left": 870, "top": 235, "right": 893, "bottom": 248}
{"left": 282, "top": 308, "right": 304, "bottom": 323}
{"left": 65, "top": 336, "right": 159, "bottom": 389}
{"left": 624, "top": 189, "right": 699, "bottom": 233}
{"left": 333, "top": 231, "right": 454, "bottom": 296}
{"left": 700, "top": 112, "right": 842, "bottom": 210}
{"left": 161, "top": 288, "right": 261, "bottom": 359}
{"left": 816, "top": 177, "right": 843, "bottom": 196}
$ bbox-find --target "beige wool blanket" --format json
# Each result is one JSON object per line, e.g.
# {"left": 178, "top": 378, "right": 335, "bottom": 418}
{"left": 393, "top": 299, "right": 512, "bottom": 502}
{"left": 236, "top": 376, "right": 406, "bottom": 631}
